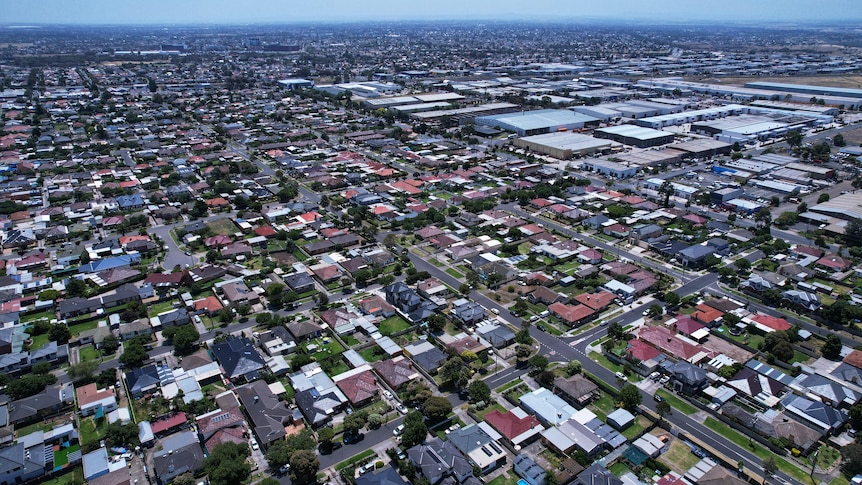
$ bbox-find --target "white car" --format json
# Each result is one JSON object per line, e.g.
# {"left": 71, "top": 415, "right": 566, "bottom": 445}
{"left": 615, "top": 371, "right": 627, "bottom": 382}
{"left": 659, "top": 375, "right": 671, "bottom": 385}
{"left": 396, "top": 404, "right": 408, "bottom": 414}
{"left": 382, "top": 390, "right": 393, "bottom": 400}
{"left": 250, "top": 438, "right": 259, "bottom": 451}
{"left": 393, "top": 424, "right": 406, "bottom": 436}
{"left": 491, "top": 308, "right": 500, "bottom": 315}
{"left": 358, "top": 463, "right": 375, "bottom": 475}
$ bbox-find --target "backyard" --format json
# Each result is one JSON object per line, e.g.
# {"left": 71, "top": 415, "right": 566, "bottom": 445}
{"left": 378, "top": 315, "right": 411, "bottom": 336}
{"left": 658, "top": 439, "right": 701, "bottom": 475}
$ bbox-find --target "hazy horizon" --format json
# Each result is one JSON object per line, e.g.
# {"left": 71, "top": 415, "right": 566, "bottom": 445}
{"left": 5, "top": 0, "right": 862, "bottom": 25}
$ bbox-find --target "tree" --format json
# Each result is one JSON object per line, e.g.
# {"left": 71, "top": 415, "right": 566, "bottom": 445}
{"left": 754, "top": 207, "right": 772, "bottom": 229}
{"left": 367, "top": 413, "right": 384, "bottom": 430}
{"left": 317, "top": 427, "right": 334, "bottom": 446}
{"left": 401, "top": 411, "right": 428, "bottom": 448}
{"left": 266, "top": 438, "right": 294, "bottom": 470}
{"left": 817, "top": 193, "right": 831, "bottom": 204}
{"left": 439, "top": 356, "right": 470, "bottom": 388}
{"left": 619, "top": 384, "right": 642, "bottom": 410}
{"left": 734, "top": 258, "right": 751, "bottom": 272}
{"left": 163, "top": 324, "right": 200, "bottom": 356}
{"left": 566, "top": 360, "right": 582, "bottom": 376}
{"left": 516, "top": 344, "right": 533, "bottom": 363}
{"left": 39, "top": 289, "right": 60, "bottom": 301}
{"left": 468, "top": 380, "right": 491, "bottom": 403}
{"left": 647, "top": 304, "right": 663, "bottom": 318}
{"left": 785, "top": 130, "right": 803, "bottom": 148}
{"left": 105, "top": 422, "right": 140, "bottom": 447}
{"left": 528, "top": 354, "right": 549, "bottom": 372}
{"left": 514, "top": 328, "right": 533, "bottom": 345}
{"left": 656, "top": 400, "right": 672, "bottom": 424}
{"left": 833, "top": 133, "right": 846, "bottom": 147}
{"left": 65, "top": 278, "right": 88, "bottom": 298}
{"left": 426, "top": 314, "right": 446, "bottom": 333}
{"left": 762, "top": 456, "right": 777, "bottom": 484}
{"left": 423, "top": 396, "right": 453, "bottom": 423}
{"left": 775, "top": 211, "right": 798, "bottom": 228}
{"left": 6, "top": 373, "right": 57, "bottom": 400}
{"left": 204, "top": 442, "right": 251, "bottom": 485}
{"left": 343, "top": 414, "right": 366, "bottom": 436}
{"left": 403, "top": 380, "right": 432, "bottom": 405}
{"left": 772, "top": 340, "right": 795, "bottom": 363}
{"left": 100, "top": 334, "right": 119, "bottom": 354}
{"left": 289, "top": 449, "right": 319, "bottom": 485}
{"left": 67, "top": 360, "right": 99, "bottom": 382}
{"left": 607, "top": 322, "right": 625, "bottom": 342}
{"left": 663, "top": 292, "right": 681, "bottom": 308}
{"left": 849, "top": 402, "right": 862, "bottom": 431}
{"left": 173, "top": 473, "right": 196, "bottom": 485}
{"left": 822, "top": 334, "right": 843, "bottom": 360}
{"left": 119, "top": 339, "right": 149, "bottom": 368}
{"left": 79, "top": 250, "right": 91, "bottom": 264}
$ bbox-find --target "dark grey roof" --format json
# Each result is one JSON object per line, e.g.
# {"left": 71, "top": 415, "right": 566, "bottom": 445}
{"left": 211, "top": 337, "right": 266, "bottom": 381}
{"left": 574, "top": 463, "right": 623, "bottom": 485}
{"left": 411, "top": 346, "right": 447, "bottom": 373}
{"left": 235, "top": 380, "right": 291, "bottom": 446}
{"left": 407, "top": 437, "right": 473, "bottom": 485}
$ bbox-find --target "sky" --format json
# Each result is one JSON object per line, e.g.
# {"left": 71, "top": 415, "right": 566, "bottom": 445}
{"left": 4, "top": 0, "right": 861, "bottom": 25}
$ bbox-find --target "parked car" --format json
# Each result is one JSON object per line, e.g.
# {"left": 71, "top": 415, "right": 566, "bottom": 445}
{"left": 536, "top": 324, "right": 546, "bottom": 332}
{"left": 393, "top": 424, "right": 406, "bottom": 436}
{"left": 396, "top": 449, "right": 406, "bottom": 460}
{"left": 250, "top": 438, "right": 259, "bottom": 451}
{"left": 279, "top": 464, "right": 291, "bottom": 475}
{"left": 343, "top": 433, "right": 364, "bottom": 445}
{"left": 649, "top": 371, "right": 661, "bottom": 381}
{"left": 358, "top": 463, "right": 375, "bottom": 475}
{"left": 654, "top": 394, "right": 664, "bottom": 402}
{"left": 659, "top": 375, "right": 671, "bottom": 385}
{"left": 396, "top": 403, "right": 408, "bottom": 414}
{"left": 382, "top": 390, "right": 393, "bottom": 400}
{"left": 615, "top": 371, "right": 627, "bottom": 382}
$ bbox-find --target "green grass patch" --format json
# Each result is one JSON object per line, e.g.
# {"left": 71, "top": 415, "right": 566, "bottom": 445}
{"left": 79, "top": 417, "right": 107, "bottom": 446}
{"left": 588, "top": 393, "right": 618, "bottom": 421}
{"left": 334, "top": 449, "right": 376, "bottom": 472}
{"left": 42, "top": 466, "right": 84, "bottom": 485}
{"left": 703, "top": 417, "right": 812, "bottom": 483}
{"left": 621, "top": 415, "right": 649, "bottom": 440}
{"left": 22, "top": 310, "right": 55, "bottom": 324}
{"left": 496, "top": 378, "right": 522, "bottom": 393}
{"left": 445, "top": 268, "right": 464, "bottom": 279}
{"left": 29, "top": 333, "right": 50, "bottom": 351}
{"left": 609, "top": 462, "right": 633, "bottom": 478}
{"left": 16, "top": 420, "right": 56, "bottom": 437}
{"left": 830, "top": 476, "right": 850, "bottom": 485}
{"left": 358, "top": 345, "right": 388, "bottom": 363}
{"left": 206, "top": 218, "right": 239, "bottom": 236}
{"left": 487, "top": 473, "right": 521, "bottom": 485}
{"left": 147, "top": 300, "right": 177, "bottom": 317}
{"left": 655, "top": 389, "right": 698, "bottom": 415}
{"left": 78, "top": 344, "right": 102, "bottom": 362}
{"left": 554, "top": 260, "right": 581, "bottom": 275}
{"left": 307, "top": 340, "right": 345, "bottom": 360}
{"left": 53, "top": 444, "right": 80, "bottom": 467}
{"left": 68, "top": 320, "right": 98, "bottom": 337}
{"left": 378, "top": 316, "right": 411, "bottom": 336}
{"left": 475, "top": 402, "right": 507, "bottom": 419}
{"left": 342, "top": 334, "right": 361, "bottom": 346}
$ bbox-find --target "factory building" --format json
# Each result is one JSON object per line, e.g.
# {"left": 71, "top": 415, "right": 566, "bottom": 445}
{"left": 475, "top": 109, "right": 600, "bottom": 136}
{"left": 644, "top": 178, "right": 698, "bottom": 199}
{"left": 633, "top": 104, "right": 746, "bottom": 129}
{"left": 673, "top": 139, "right": 733, "bottom": 158}
{"left": 582, "top": 159, "right": 638, "bottom": 179}
{"left": 811, "top": 192, "right": 862, "bottom": 221}
{"left": 278, "top": 78, "right": 315, "bottom": 90}
{"left": 512, "top": 132, "right": 616, "bottom": 159}
{"left": 744, "top": 82, "right": 862, "bottom": 99}
{"left": 572, "top": 106, "right": 622, "bottom": 122}
{"left": 412, "top": 103, "right": 519, "bottom": 124}
{"left": 593, "top": 125, "right": 675, "bottom": 148}
{"left": 784, "top": 163, "right": 835, "bottom": 180}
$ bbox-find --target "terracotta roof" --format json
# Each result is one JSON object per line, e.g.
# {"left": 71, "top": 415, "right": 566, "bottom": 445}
{"left": 76, "top": 383, "right": 114, "bottom": 406}
{"left": 751, "top": 314, "right": 791, "bottom": 332}
{"left": 484, "top": 409, "right": 541, "bottom": 441}
{"left": 151, "top": 412, "right": 187, "bottom": 434}
{"left": 336, "top": 370, "right": 379, "bottom": 404}
{"left": 574, "top": 291, "right": 617, "bottom": 311}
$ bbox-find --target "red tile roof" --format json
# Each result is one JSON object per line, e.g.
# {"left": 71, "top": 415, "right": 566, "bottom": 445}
{"left": 151, "top": 412, "right": 187, "bottom": 434}
{"left": 336, "top": 370, "right": 379, "bottom": 404}
{"left": 484, "top": 409, "right": 542, "bottom": 441}
{"left": 574, "top": 291, "right": 617, "bottom": 311}
{"left": 750, "top": 314, "right": 791, "bottom": 332}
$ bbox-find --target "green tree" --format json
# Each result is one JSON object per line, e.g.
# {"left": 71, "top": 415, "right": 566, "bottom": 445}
{"left": 566, "top": 360, "right": 582, "bottom": 376}
{"left": 663, "top": 292, "right": 681, "bottom": 308}
{"left": 401, "top": 411, "right": 428, "bottom": 448}
{"left": 762, "top": 456, "right": 777, "bottom": 484}
{"left": 265, "top": 440, "right": 293, "bottom": 468}
{"left": 79, "top": 251, "right": 91, "bottom": 264}
{"left": 65, "top": 278, "right": 88, "bottom": 297}
{"left": 423, "top": 396, "right": 453, "bottom": 423}
{"left": 343, "top": 414, "right": 366, "bottom": 436}
{"left": 173, "top": 473, "right": 196, "bottom": 485}
{"left": 163, "top": 324, "right": 200, "bottom": 356}
{"left": 105, "top": 422, "right": 140, "bottom": 447}
{"left": 515, "top": 328, "right": 533, "bottom": 345}
{"left": 439, "top": 356, "right": 470, "bottom": 388}
{"left": 367, "top": 413, "right": 384, "bottom": 430}
{"left": 849, "top": 402, "right": 862, "bottom": 431}
{"left": 317, "top": 427, "right": 334, "bottom": 445}
{"left": 734, "top": 258, "right": 751, "bottom": 272}
{"left": 619, "top": 384, "right": 642, "bottom": 410}
{"left": 204, "top": 442, "right": 251, "bottom": 485}
{"left": 467, "top": 380, "right": 491, "bottom": 403}
{"left": 656, "top": 400, "right": 672, "bottom": 424}
{"left": 6, "top": 374, "right": 57, "bottom": 400}
{"left": 817, "top": 193, "right": 831, "bottom": 204}
{"left": 833, "top": 133, "right": 846, "bottom": 147}
{"left": 528, "top": 354, "right": 549, "bottom": 372}
{"left": 100, "top": 334, "right": 119, "bottom": 354}
{"left": 647, "top": 304, "right": 663, "bottom": 318}
{"left": 785, "top": 130, "right": 803, "bottom": 147}
{"left": 119, "top": 339, "right": 149, "bottom": 368}
{"left": 67, "top": 360, "right": 99, "bottom": 382}
{"left": 822, "top": 334, "right": 843, "bottom": 360}
{"left": 289, "top": 449, "right": 319, "bottom": 485}
{"left": 48, "top": 324, "right": 71, "bottom": 344}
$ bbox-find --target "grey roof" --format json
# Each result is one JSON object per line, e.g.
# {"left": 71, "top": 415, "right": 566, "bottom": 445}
{"left": 447, "top": 423, "right": 495, "bottom": 454}
{"left": 575, "top": 463, "right": 623, "bottom": 485}
{"left": 797, "top": 373, "right": 857, "bottom": 406}
{"left": 235, "top": 380, "right": 291, "bottom": 445}
{"left": 355, "top": 466, "right": 409, "bottom": 485}
{"left": 781, "top": 394, "right": 847, "bottom": 431}
{"left": 679, "top": 244, "right": 714, "bottom": 260}
{"left": 152, "top": 431, "right": 204, "bottom": 484}
{"left": 513, "top": 454, "right": 546, "bottom": 483}
{"left": 407, "top": 437, "right": 474, "bottom": 485}
{"left": 663, "top": 360, "right": 707, "bottom": 386}
{"left": 210, "top": 336, "right": 266, "bottom": 381}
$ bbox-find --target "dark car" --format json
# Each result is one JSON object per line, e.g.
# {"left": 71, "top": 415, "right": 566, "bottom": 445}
{"left": 654, "top": 394, "right": 664, "bottom": 402}
{"left": 343, "top": 433, "right": 364, "bottom": 445}
{"left": 536, "top": 324, "right": 546, "bottom": 332}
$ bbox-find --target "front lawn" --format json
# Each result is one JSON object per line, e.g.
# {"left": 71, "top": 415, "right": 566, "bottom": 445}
{"left": 654, "top": 389, "right": 698, "bottom": 415}
{"left": 378, "top": 316, "right": 411, "bottom": 336}
{"left": 476, "top": 402, "right": 507, "bottom": 419}
{"left": 29, "top": 333, "right": 50, "bottom": 351}
{"left": 78, "top": 345, "right": 102, "bottom": 362}
{"left": 445, "top": 268, "right": 464, "bottom": 279}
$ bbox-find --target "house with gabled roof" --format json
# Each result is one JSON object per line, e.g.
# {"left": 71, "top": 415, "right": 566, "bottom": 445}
{"left": 235, "top": 380, "right": 292, "bottom": 448}
{"left": 333, "top": 366, "right": 379, "bottom": 407}
{"left": 210, "top": 336, "right": 266, "bottom": 383}
{"left": 373, "top": 356, "right": 420, "bottom": 390}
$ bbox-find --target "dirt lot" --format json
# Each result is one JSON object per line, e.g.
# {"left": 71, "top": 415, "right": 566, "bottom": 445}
{"left": 839, "top": 126, "right": 862, "bottom": 145}
{"left": 684, "top": 75, "right": 862, "bottom": 89}
{"left": 700, "top": 334, "right": 754, "bottom": 363}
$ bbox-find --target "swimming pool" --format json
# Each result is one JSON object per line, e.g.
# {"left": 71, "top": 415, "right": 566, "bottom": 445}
{"left": 518, "top": 479, "right": 530, "bottom": 485}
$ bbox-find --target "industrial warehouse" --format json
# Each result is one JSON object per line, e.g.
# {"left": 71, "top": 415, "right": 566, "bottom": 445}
{"left": 512, "top": 132, "right": 616, "bottom": 159}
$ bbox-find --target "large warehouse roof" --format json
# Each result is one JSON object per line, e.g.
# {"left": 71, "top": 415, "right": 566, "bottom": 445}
{"left": 811, "top": 192, "right": 862, "bottom": 221}
{"left": 595, "top": 125, "right": 671, "bottom": 141}
{"left": 516, "top": 132, "right": 614, "bottom": 153}
{"left": 745, "top": 82, "right": 862, "bottom": 99}
{"left": 476, "top": 109, "right": 598, "bottom": 132}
